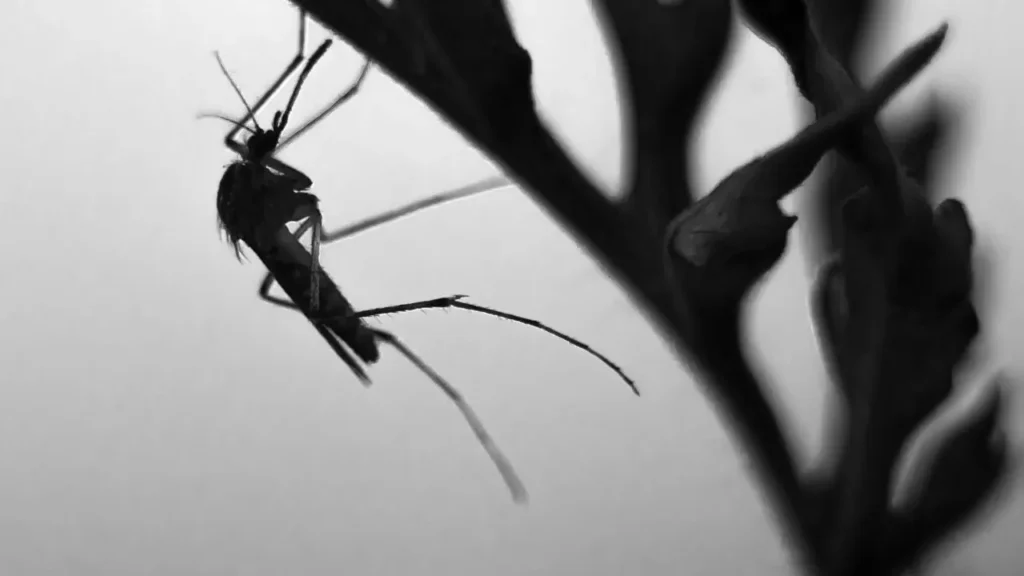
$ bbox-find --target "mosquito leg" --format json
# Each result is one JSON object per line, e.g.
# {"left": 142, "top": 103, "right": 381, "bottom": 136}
{"left": 263, "top": 217, "right": 322, "bottom": 314}
{"left": 351, "top": 295, "right": 469, "bottom": 317}
{"left": 255, "top": 264, "right": 371, "bottom": 383}
{"left": 265, "top": 192, "right": 325, "bottom": 312}
{"left": 320, "top": 177, "right": 512, "bottom": 243}
{"left": 370, "top": 328, "right": 527, "bottom": 503}
{"left": 290, "top": 205, "right": 325, "bottom": 314}
{"left": 259, "top": 49, "right": 370, "bottom": 177}
{"left": 316, "top": 323, "right": 371, "bottom": 384}
{"left": 222, "top": 10, "right": 311, "bottom": 154}
{"left": 257, "top": 212, "right": 319, "bottom": 310}
{"left": 308, "top": 211, "right": 323, "bottom": 313}
{"left": 253, "top": 293, "right": 371, "bottom": 382}
{"left": 450, "top": 301, "right": 636, "bottom": 395}
{"left": 258, "top": 271, "right": 302, "bottom": 311}
{"left": 215, "top": 9, "right": 329, "bottom": 186}
{"left": 277, "top": 58, "right": 373, "bottom": 152}
{"left": 255, "top": 176, "right": 633, "bottom": 391}
{"left": 257, "top": 177, "right": 509, "bottom": 318}
{"left": 276, "top": 38, "right": 333, "bottom": 133}
{"left": 353, "top": 296, "right": 638, "bottom": 395}
{"left": 291, "top": 213, "right": 317, "bottom": 241}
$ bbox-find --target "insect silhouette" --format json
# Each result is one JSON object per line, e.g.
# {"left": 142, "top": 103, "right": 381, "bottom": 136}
{"left": 201, "top": 12, "right": 635, "bottom": 503}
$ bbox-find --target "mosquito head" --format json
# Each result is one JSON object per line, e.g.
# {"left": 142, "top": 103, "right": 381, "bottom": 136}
{"left": 243, "top": 126, "right": 282, "bottom": 163}
{"left": 208, "top": 38, "right": 335, "bottom": 168}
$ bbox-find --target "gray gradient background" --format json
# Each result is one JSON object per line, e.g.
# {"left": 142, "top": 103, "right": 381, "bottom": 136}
{"left": 0, "top": 0, "right": 1021, "bottom": 574}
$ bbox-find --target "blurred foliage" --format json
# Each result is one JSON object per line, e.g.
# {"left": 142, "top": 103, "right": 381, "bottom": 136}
{"left": 284, "top": 1, "right": 1013, "bottom": 573}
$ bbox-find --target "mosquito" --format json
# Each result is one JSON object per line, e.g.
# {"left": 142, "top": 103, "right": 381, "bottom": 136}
{"left": 200, "top": 12, "right": 636, "bottom": 503}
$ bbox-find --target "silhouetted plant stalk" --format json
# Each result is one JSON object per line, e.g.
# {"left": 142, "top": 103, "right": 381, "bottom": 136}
{"left": 286, "top": 0, "right": 1013, "bottom": 573}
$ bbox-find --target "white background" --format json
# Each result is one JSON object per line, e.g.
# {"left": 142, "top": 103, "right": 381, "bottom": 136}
{"left": 0, "top": 0, "right": 1019, "bottom": 574}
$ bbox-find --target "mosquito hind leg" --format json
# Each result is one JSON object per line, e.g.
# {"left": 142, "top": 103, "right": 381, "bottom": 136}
{"left": 255, "top": 268, "right": 371, "bottom": 384}
{"left": 351, "top": 295, "right": 470, "bottom": 317}
{"left": 319, "top": 177, "right": 511, "bottom": 244}
{"left": 264, "top": 175, "right": 635, "bottom": 394}
{"left": 351, "top": 296, "right": 637, "bottom": 395}
{"left": 257, "top": 177, "right": 511, "bottom": 318}
{"left": 369, "top": 328, "right": 527, "bottom": 503}
{"left": 316, "top": 323, "right": 371, "bottom": 384}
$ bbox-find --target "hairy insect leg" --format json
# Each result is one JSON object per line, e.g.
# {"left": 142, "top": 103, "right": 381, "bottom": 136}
{"left": 307, "top": 213, "right": 323, "bottom": 313}
{"left": 257, "top": 177, "right": 636, "bottom": 392}
{"left": 256, "top": 177, "right": 508, "bottom": 310}
{"left": 315, "top": 323, "right": 371, "bottom": 383}
{"left": 271, "top": 195, "right": 326, "bottom": 311}
{"left": 266, "top": 221, "right": 321, "bottom": 313}
{"left": 277, "top": 58, "right": 373, "bottom": 153}
{"left": 353, "top": 296, "right": 638, "bottom": 395}
{"left": 254, "top": 272, "right": 371, "bottom": 383}
{"left": 211, "top": 9, "right": 343, "bottom": 182}
{"left": 221, "top": 10, "right": 312, "bottom": 155}
{"left": 321, "top": 176, "right": 511, "bottom": 243}
{"left": 266, "top": 291, "right": 636, "bottom": 395}
{"left": 369, "top": 327, "right": 528, "bottom": 503}
{"left": 258, "top": 270, "right": 299, "bottom": 311}
{"left": 275, "top": 37, "right": 334, "bottom": 135}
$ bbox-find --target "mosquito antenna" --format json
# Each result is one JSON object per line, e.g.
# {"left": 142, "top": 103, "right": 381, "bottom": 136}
{"left": 371, "top": 329, "right": 528, "bottom": 504}
{"left": 277, "top": 38, "right": 333, "bottom": 134}
{"left": 214, "top": 51, "right": 261, "bottom": 131}
{"left": 196, "top": 113, "right": 258, "bottom": 135}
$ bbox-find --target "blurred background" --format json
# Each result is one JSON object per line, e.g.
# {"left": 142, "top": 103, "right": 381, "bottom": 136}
{"left": 0, "top": 0, "right": 1019, "bottom": 574}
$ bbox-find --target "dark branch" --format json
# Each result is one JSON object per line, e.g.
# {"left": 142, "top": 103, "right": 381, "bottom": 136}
{"left": 279, "top": 2, "right": 1011, "bottom": 574}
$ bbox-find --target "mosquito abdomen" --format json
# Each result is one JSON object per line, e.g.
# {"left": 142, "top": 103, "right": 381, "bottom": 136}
{"left": 254, "top": 244, "right": 381, "bottom": 365}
